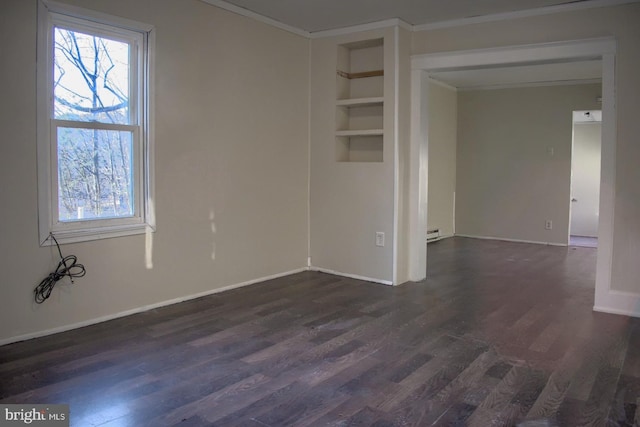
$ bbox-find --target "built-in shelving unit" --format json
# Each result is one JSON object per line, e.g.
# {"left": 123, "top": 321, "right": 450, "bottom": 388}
{"left": 336, "top": 38, "right": 384, "bottom": 163}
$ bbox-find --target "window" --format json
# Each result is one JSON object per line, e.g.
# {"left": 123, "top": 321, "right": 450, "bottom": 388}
{"left": 37, "top": 1, "right": 154, "bottom": 245}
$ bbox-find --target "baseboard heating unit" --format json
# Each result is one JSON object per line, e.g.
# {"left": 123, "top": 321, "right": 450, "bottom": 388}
{"left": 427, "top": 229, "right": 441, "bottom": 243}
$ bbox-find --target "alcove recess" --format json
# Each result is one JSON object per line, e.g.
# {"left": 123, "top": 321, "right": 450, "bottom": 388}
{"left": 336, "top": 38, "right": 384, "bottom": 163}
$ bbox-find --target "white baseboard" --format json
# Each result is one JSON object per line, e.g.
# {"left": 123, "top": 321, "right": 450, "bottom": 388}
{"left": 310, "top": 266, "right": 393, "bottom": 286}
{"left": 427, "top": 233, "right": 454, "bottom": 243}
{"left": 455, "top": 233, "right": 566, "bottom": 247}
{"left": 0, "top": 267, "right": 309, "bottom": 347}
{"left": 594, "top": 289, "right": 640, "bottom": 318}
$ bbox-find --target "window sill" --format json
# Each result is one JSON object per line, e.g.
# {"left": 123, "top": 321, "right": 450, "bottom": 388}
{"left": 42, "top": 223, "right": 155, "bottom": 246}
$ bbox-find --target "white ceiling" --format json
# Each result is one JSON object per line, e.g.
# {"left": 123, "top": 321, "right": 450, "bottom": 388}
{"left": 209, "top": 0, "right": 595, "bottom": 33}
{"left": 430, "top": 59, "right": 603, "bottom": 90}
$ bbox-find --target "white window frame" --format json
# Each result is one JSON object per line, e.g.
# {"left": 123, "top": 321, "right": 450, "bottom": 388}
{"left": 37, "top": 0, "right": 155, "bottom": 245}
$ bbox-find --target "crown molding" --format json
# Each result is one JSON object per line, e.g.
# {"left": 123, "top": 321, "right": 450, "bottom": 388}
{"left": 457, "top": 78, "right": 602, "bottom": 92}
{"left": 200, "top": 0, "right": 640, "bottom": 39}
{"left": 309, "top": 18, "right": 412, "bottom": 39}
{"left": 412, "top": 37, "right": 616, "bottom": 71}
{"left": 413, "top": 0, "right": 640, "bottom": 31}
{"left": 199, "top": 0, "right": 311, "bottom": 38}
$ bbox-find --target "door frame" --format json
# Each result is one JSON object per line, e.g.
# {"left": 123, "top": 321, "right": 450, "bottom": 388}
{"left": 569, "top": 114, "right": 602, "bottom": 241}
{"left": 408, "top": 37, "right": 620, "bottom": 315}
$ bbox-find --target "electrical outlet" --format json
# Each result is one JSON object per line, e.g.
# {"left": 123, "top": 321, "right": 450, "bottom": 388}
{"left": 375, "top": 232, "right": 385, "bottom": 247}
{"left": 545, "top": 220, "right": 553, "bottom": 230}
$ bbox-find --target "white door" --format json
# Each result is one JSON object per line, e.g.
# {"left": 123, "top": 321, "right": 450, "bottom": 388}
{"left": 570, "top": 120, "right": 601, "bottom": 237}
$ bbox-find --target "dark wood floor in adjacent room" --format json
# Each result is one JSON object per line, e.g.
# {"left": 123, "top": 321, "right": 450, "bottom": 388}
{"left": 2, "top": 237, "right": 639, "bottom": 426}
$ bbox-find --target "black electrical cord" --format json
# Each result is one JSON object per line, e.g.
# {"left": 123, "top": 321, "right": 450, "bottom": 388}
{"left": 34, "top": 233, "right": 86, "bottom": 304}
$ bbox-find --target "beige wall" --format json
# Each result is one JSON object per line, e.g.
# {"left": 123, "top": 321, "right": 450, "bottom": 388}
{"left": 427, "top": 82, "right": 457, "bottom": 237}
{"left": 413, "top": 3, "right": 640, "bottom": 293}
{"left": 455, "top": 84, "right": 601, "bottom": 244}
{"left": 309, "top": 28, "right": 396, "bottom": 283}
{"left": 0, "top": 0, "right": 310, "bottom": 343}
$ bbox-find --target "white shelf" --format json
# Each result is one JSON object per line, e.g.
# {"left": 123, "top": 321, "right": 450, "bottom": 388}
{"left": 336, "top": 129, "right": 384, "bottom": 137}
{"left": 336, "top": 97, "right": 384, "bottom": 107}
{"left": 336, "top": 39, "right": 384, "bottom": 163}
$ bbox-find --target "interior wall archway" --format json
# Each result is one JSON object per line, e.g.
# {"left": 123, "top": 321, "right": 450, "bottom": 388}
{"left": 408, "top": 38, "right": 618, "bottom": 314}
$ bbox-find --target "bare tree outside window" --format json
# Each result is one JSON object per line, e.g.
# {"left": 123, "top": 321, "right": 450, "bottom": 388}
{"left": 53, "top": 28, "right": 134, "bottom": 221}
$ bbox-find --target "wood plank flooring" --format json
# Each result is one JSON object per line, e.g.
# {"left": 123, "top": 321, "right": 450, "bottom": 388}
{"left": 1, "top": 237, "right": 639, "bottom": 426}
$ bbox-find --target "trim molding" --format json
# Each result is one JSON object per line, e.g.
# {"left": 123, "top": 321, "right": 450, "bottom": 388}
{"left": 408, "top": 69, "right": 429, "bottom": 281}
{"left": 199, "top": 0, "right": 310, "bottom": 37}
{"left": 594, "top": 290, "right": 640, "bottom": 318}
{"left": 392, "top": 25, "right": 400, "bottom": 286}
{"left": 427, "top": 233, "right": 455, "bottom": 243}
{"left": 199, "top": 0, "right": 639, "bottom": 39}
{"left": 310, "top": 267, "right": 393, "bottom": 286}
{"left": 457, "top": 78, "right": 602, "bottom": 92}
{"left": 0, "top": 267, "right": 308, "bottom": 346}
{"left": 412, "top": 37, "right": 616, "bottom": 71}
{"left": 427, "top": 77, "right": 458, "bottom": 92}
{"left": 413, "top": 0, "right": 640, "bottom": 31}
{"left": 455, "top": 234, "right": 567, "bottom": 247}
{"left": 43, "top": 0, "right": 155, "bottom": 31}
{"left": 309, "top": 18, "right": 411, "bottom": 39}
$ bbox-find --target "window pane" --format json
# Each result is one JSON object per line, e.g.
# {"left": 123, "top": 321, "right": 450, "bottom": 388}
{"left": 53, "top": 28, "right": 130, "bottom": 124}
{"left": 57, "top": 127, "right": 134, "bottom": 221}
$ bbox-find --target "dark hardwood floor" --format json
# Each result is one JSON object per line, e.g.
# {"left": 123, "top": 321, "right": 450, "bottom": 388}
{"left": 1, "top": 237, "right": 639, "bottom": 426}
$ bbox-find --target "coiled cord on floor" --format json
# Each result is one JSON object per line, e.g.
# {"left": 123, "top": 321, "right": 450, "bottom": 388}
{"left": 34, "top": 233, "right": 86, "bottom": 304}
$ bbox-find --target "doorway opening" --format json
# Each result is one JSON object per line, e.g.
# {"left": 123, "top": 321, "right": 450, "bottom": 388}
{"left": 409, "top": 37, "right": 617, "bottom": 313}
{"left": 569, "top": 110, "right": 602, "bottom": 248}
